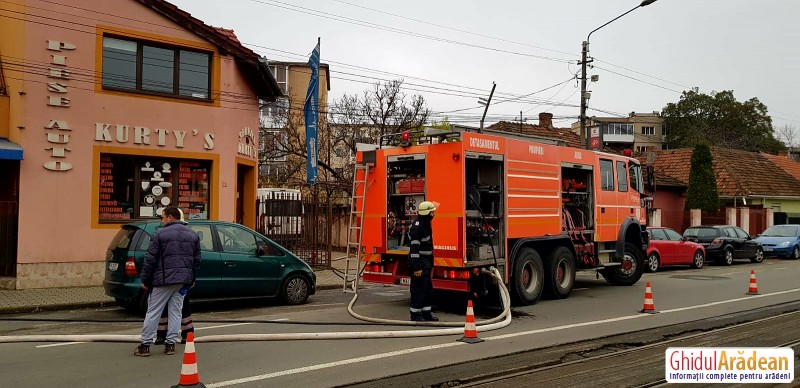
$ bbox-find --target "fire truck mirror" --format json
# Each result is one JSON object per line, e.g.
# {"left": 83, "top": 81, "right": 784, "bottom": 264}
{"left": 645, "top": 165, "right": 656, "bottom": 193}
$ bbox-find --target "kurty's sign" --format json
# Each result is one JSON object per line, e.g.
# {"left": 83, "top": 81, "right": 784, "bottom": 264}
{"left": 94, "top": 123, "right": 215, "bottom": 150}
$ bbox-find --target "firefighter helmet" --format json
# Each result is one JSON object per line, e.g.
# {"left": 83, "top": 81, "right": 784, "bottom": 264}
{"left": 417, "top": 201, "right": 439, "bottom": 216}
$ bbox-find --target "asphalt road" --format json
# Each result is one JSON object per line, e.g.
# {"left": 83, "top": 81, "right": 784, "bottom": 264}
{"left": 1, "top": 258, "right": 799, "bottom": 388}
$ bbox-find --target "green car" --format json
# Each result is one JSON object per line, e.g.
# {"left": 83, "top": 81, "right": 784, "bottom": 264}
{"left": 103, "top": 220, "right": 316, "bottom": 312}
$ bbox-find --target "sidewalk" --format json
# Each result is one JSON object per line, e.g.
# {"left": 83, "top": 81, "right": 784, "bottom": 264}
{"left": 0, "top": 263, "right": 350, "bottom": 315}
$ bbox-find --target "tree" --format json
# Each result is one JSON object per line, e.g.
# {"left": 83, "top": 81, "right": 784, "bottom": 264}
{"left": 685, "top": 142, "right": 719, "bottom": 212}
{"left": 774, "top": 124, "right": 798, "bottom": 148}
{"left": 328, "top": 79, "right": 430, "bottom": 190}
{"left": 662, "top": 90, "right": 785, "bottom": 153}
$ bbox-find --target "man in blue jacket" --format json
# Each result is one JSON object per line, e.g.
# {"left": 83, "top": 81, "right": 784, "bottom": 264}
{"left": 134, "top": 206, "right": 201, "bottom": 357}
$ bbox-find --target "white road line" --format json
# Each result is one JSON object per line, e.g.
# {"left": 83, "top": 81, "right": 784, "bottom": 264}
{"left": 196, "top": 323, "right": 255, "bottom": 331}
{"left": 36, "top": 342, "right": 86, "bottom": 348}
{"left": 206, "top": 287, "right": 800, "bottom": 387}
{"left": 310, "top": 303, "right": 346, "bottom": 307}
{"left": 270, "top": 318, "right": 289, "bottom": 322}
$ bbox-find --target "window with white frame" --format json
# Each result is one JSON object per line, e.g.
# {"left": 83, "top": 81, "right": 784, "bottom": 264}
{"left": 602, "top": 123, "right": 634, "bottom": 135}
{"left": 268, "top": 65, "right": 289, "bottom": 94}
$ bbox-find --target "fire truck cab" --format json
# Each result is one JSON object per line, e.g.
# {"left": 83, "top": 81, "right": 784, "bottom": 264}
{"left": 356, "top": 128, "right": 650, "bottom": 305}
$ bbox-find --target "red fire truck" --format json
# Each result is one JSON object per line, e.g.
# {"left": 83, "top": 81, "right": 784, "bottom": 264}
{"left": 353, "top": 128, "right": 652, "bottom": 305}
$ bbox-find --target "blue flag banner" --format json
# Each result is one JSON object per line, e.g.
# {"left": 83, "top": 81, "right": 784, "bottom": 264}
{"left": 303, "top": 41, "right": 320, "bottom": 185}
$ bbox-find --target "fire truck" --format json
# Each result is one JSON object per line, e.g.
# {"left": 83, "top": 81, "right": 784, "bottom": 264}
{"left": 349, "top": 128, "right": 652, "bottom": 305}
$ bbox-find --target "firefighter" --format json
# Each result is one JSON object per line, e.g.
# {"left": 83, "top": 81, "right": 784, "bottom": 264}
{"left": 409, "top": 200, "right": 440, "bottom": 321}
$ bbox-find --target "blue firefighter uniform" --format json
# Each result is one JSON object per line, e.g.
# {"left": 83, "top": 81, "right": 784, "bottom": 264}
{"left": 408, "top": 200, "right": 439, "bottom": 322}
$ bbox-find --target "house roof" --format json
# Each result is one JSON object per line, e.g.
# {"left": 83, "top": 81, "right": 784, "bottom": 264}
{"left": 762, "top": 153, "right": 800, "bottom": 182}
{"left": 136, "top": 0, "right": 282, "bottom": 101}
{"left": 652, "top": 147, "right": 800, "bottom": 198}
{"left": 487, "top": 121, "right": 581, "bottom": 148}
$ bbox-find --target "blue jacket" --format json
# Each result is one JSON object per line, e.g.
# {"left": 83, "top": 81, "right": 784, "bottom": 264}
{"left": 141, "top": 221, "right": 201, "bottom": 287}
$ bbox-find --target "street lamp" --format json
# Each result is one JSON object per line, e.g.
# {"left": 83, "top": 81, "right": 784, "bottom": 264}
{"left": 579, "top": 0, "right": 658, "bottom": 150}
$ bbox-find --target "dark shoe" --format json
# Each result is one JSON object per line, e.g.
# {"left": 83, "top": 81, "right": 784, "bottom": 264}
{"left": 422, "top": 312, "right": 440, "bottom": 322}
{"left": 164, "top": 343, "right": 176, "bottom": 355}
{"left": 154, "top": 337, "right": 166, "bottom": 345}
{"left": 180, "top": 338, "right": 187, "bottom": 345}
{"left": 134, "top": 345, "right": 150, "bottom": 357}
{"left": 410, "top": 312, "right": 425, "bottom": 322}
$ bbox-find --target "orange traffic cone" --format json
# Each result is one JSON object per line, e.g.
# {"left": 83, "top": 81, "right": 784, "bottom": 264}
{"left": 747, "top": 270, "right": 759, "bottom": 295}
{"left": 172, "top": 332, "right": 206, "bottom": 388}
{"left": 640, "top": 282, "right": 658, "bottom": 314}
{"left": 458, "top": 300, "right": 484, "bottom": 344}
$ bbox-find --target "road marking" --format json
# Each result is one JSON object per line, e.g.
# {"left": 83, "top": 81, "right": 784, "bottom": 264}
{"left": 206, "top": 287, "right": 800, "bottom": 387}
{"left": 374, "top": 292, "right": 404, "bottom": 297}
{"left": 196, "top": 323, "right": 254, "bottom": 331}
{"left": 270, "top": 318, "right": 289, "bottom": 322}
{"left": 36, "top": 342, "right": 86, "bottom": 348}
{"left": 311, "top": 303, "right": 346, "bottom": 307}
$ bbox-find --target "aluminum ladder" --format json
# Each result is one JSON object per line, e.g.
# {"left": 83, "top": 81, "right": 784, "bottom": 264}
{"left": 343, "top": 163, "right": 370, "bottom": 293}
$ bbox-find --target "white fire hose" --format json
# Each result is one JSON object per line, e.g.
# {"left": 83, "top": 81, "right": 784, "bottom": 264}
{"left": 0, "top": 268, "right": 511, "bottom": 343}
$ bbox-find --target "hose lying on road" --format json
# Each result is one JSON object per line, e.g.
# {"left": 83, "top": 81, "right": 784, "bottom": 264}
{"left": 0, "top": 268, "right": 511, "bottom": 344}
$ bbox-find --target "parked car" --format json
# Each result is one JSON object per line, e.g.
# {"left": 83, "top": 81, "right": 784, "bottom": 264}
{"left": 683, "top": 225, "right": 763, "bottom": 265}
{"left": 645, "top": 227, "right": 705, "bottom": 272}
{"left": 103, "top": 220, "right": 316, "bottom": 313}
{"left": 754, "top": 224, "right": 800, "bottom": 259}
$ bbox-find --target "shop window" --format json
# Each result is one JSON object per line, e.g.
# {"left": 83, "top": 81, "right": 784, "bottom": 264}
{"left": 101, "top": 36, "right": 211, "bottom": 100}
{"left": 98, "top": 154, "right": 211, "bottom": 222}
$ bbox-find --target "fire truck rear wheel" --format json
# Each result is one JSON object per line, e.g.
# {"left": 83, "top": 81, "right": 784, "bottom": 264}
{"left": 601, "top": 243, "right": 644, "bottom": 286}
{"left": 512, "top": 247, "right": 544, "bottom": 305}
{"left": 544, "top": 246, "right": 575, "bottom": 299}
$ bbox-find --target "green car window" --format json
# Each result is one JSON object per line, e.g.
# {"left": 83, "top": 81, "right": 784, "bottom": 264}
{"left": 216, "top": 224, "right": 257, "bottom": 254}
{"left": 189, "top": 224, "right": 215, "bottom": 252}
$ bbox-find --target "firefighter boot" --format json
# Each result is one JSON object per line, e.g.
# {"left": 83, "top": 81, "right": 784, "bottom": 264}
{"left": 422, "top": 311, "right": 439, "bottom": 321}
{"left": 410, "top": 311, "right": 425, "bottom": 321}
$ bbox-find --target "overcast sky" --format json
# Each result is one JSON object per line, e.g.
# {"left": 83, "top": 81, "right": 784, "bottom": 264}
{"left": 171, "top": 0, "right": 800, "bottom": 131}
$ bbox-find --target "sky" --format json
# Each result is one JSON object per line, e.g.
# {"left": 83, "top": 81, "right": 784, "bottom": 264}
{"left": 170, "top": 0, "right": 800, "bottom": 132}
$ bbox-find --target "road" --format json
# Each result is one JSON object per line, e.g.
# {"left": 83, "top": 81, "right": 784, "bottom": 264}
{"left": 1, "top": 259, "right": 799, "bottom": 387}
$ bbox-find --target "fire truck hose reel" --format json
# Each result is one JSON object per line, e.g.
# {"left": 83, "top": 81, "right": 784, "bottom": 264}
{"left": 0, "top": 269, "right": 511, "bottom": 343}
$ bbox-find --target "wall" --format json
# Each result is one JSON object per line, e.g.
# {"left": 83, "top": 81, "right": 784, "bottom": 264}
{"left": 9, "top": 0, "right": 259, "bottom": 288}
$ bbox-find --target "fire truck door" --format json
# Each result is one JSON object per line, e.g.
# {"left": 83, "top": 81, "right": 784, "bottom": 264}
{"left": 596, "top": 158, "right": 618, "bottom": 241}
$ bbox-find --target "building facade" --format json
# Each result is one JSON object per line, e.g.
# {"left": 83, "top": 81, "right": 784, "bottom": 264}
{"left": 0, "top": 0, "right": 281, "bottom": 289}
{"left": 571, "top": 112, "right": 665, "bottom": 153}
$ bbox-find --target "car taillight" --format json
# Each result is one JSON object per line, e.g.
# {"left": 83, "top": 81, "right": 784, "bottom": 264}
{"left": 711, "top": 239, "right": 722, "bottom": 245}
{"left": 125, "top": 257, "right": 138, "bottom": 276}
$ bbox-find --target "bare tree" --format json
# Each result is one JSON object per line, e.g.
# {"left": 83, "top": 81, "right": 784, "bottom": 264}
{"left": 775, "top": 124, "right": 799, "bottom": 148}
{"left": 328, "top": 79, "right": 430, "bottom": 190}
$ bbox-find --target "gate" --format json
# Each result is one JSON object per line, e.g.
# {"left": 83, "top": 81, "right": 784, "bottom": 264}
{"left": 256, "top": 196, "right": 330, "bottom": 268}
{"left": 0, "top": 200, "right": 18, "bottom": 277}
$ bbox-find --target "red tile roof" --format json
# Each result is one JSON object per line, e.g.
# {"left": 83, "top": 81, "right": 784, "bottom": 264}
{"left": 487, "top": 121, "right": 581, "bottom": 148}
{"left": 652, "top": 147, "right": 800, "bottom": 197}
{"left": 213, "top": 27, "right": 241, "bottom": 44}
{"left": 762, "top": 152, "right": 800, "bottom": 182}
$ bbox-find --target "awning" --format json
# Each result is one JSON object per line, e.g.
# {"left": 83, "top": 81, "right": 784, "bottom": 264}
{"left": 0, "top": 138, "right": 23, "bottom": 160}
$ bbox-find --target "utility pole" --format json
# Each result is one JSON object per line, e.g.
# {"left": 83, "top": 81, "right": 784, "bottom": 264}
{"left": 478, "top": 82, "right": 496, "bottom": 133}
{"left": 579, "top": 41, "right": 591, "bottom": 150}
{"left": 515, "top": 111, "right": 528, "bottom": 132}
{"left": 580, "top": 0, "right": 659, "bottom": 150}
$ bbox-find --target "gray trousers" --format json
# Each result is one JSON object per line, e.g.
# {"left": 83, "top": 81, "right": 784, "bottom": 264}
{"left": 140, "top": 284, "right": 184, "bottom": 346}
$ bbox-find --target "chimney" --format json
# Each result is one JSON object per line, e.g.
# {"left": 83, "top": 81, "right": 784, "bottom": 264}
{"left": 538, "top": 112, "right": 553, "bottom": 129}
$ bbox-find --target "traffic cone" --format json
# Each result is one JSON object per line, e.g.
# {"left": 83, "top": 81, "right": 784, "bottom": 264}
{"left": 458, "top": 300, "right": 484, "bottom": 344}
{"left": 171, "top": 332, "right": 206, "bottom": 388}
{"left": 640, "top": 282, "right": 658, "bottom": 314}
{"left": 747, "top": 270, "right": 759, "bottom": 295}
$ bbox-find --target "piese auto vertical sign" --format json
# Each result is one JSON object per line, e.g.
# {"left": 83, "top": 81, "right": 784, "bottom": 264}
{"left": 43, "top": 40, "right": 75, "bottom": 172}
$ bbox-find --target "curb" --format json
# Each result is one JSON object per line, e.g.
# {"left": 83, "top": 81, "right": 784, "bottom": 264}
{"left": 0, "top": 284, "right": 345, "bottom": 315}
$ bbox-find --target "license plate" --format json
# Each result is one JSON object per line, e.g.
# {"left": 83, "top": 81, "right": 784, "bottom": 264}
{"left": 108, "top": 262, "right": 119, "bottom": 271}
{"left": 399, "top": 277, "right": 411, "bottom": 285}
{"left": 764, "top": 247, "right": 773, "bottom": 252}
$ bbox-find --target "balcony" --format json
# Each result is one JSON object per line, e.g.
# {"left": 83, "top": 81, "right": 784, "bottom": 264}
{"left": 602, "top": 123, "right": 634, "bottom": 144}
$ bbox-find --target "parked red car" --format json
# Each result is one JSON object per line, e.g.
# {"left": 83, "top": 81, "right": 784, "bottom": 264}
{"left": 645, "top": 227, "right": 706, "bottom": 272}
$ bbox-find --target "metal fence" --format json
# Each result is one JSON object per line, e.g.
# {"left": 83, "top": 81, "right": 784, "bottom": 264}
{"left": 0, "top": 201, "right": 18, "bottom": 277}
{"left": 256, "top": 193, "right": 350, "bottom": 269}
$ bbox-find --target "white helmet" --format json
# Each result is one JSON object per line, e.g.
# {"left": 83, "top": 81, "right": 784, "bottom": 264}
{"left": 417, "top": 201, "right": 439, "bottom": 216}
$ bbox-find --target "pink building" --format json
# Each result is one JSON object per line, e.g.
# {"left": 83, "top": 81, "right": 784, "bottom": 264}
{"left": 0, "top": 0, "right": 282, "bottom": 289}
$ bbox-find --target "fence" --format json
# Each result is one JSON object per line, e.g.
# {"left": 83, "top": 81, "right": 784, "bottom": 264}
{"left": 256, "top": 190, "right": 350, "bottom": 269}
{"left": 657, "top": 207, "right": 769, "bottom": 236}
{"left": 0, "top": 201, "right": 18, "bottom": 277}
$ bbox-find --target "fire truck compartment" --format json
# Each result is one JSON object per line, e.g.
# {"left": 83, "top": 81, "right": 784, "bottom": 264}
{"left": 465, "top": 154, "right": 505, "bottom": 264}
{"left": 386, "top": 154, "right": 426, "bottom": 250}
{"left": 560, "top": 164, "right": 595, "bottom": 232}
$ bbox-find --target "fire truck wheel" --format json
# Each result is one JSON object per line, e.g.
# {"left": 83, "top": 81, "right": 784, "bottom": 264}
{"left": 543, "top": 246, "right": 575, "bottom": 299}
{"left": 601, "top": 243, "right": 644, "bottom": 286}
{"left": 512, "top": 247, "right": 544, "bottom": 305}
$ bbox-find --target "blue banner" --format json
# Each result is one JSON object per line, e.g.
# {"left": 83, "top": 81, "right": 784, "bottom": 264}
{"left": 303, "top": 41, "right": 320, "bottom": 185}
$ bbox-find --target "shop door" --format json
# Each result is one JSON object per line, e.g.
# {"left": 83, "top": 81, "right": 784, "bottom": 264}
{"left": 0, "top": 161, "right": 19, "bottom": 277}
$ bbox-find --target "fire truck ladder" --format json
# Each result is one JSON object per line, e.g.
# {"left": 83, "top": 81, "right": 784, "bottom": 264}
{"left": 343, "top": 163, "right": 370, "bottom": 293}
